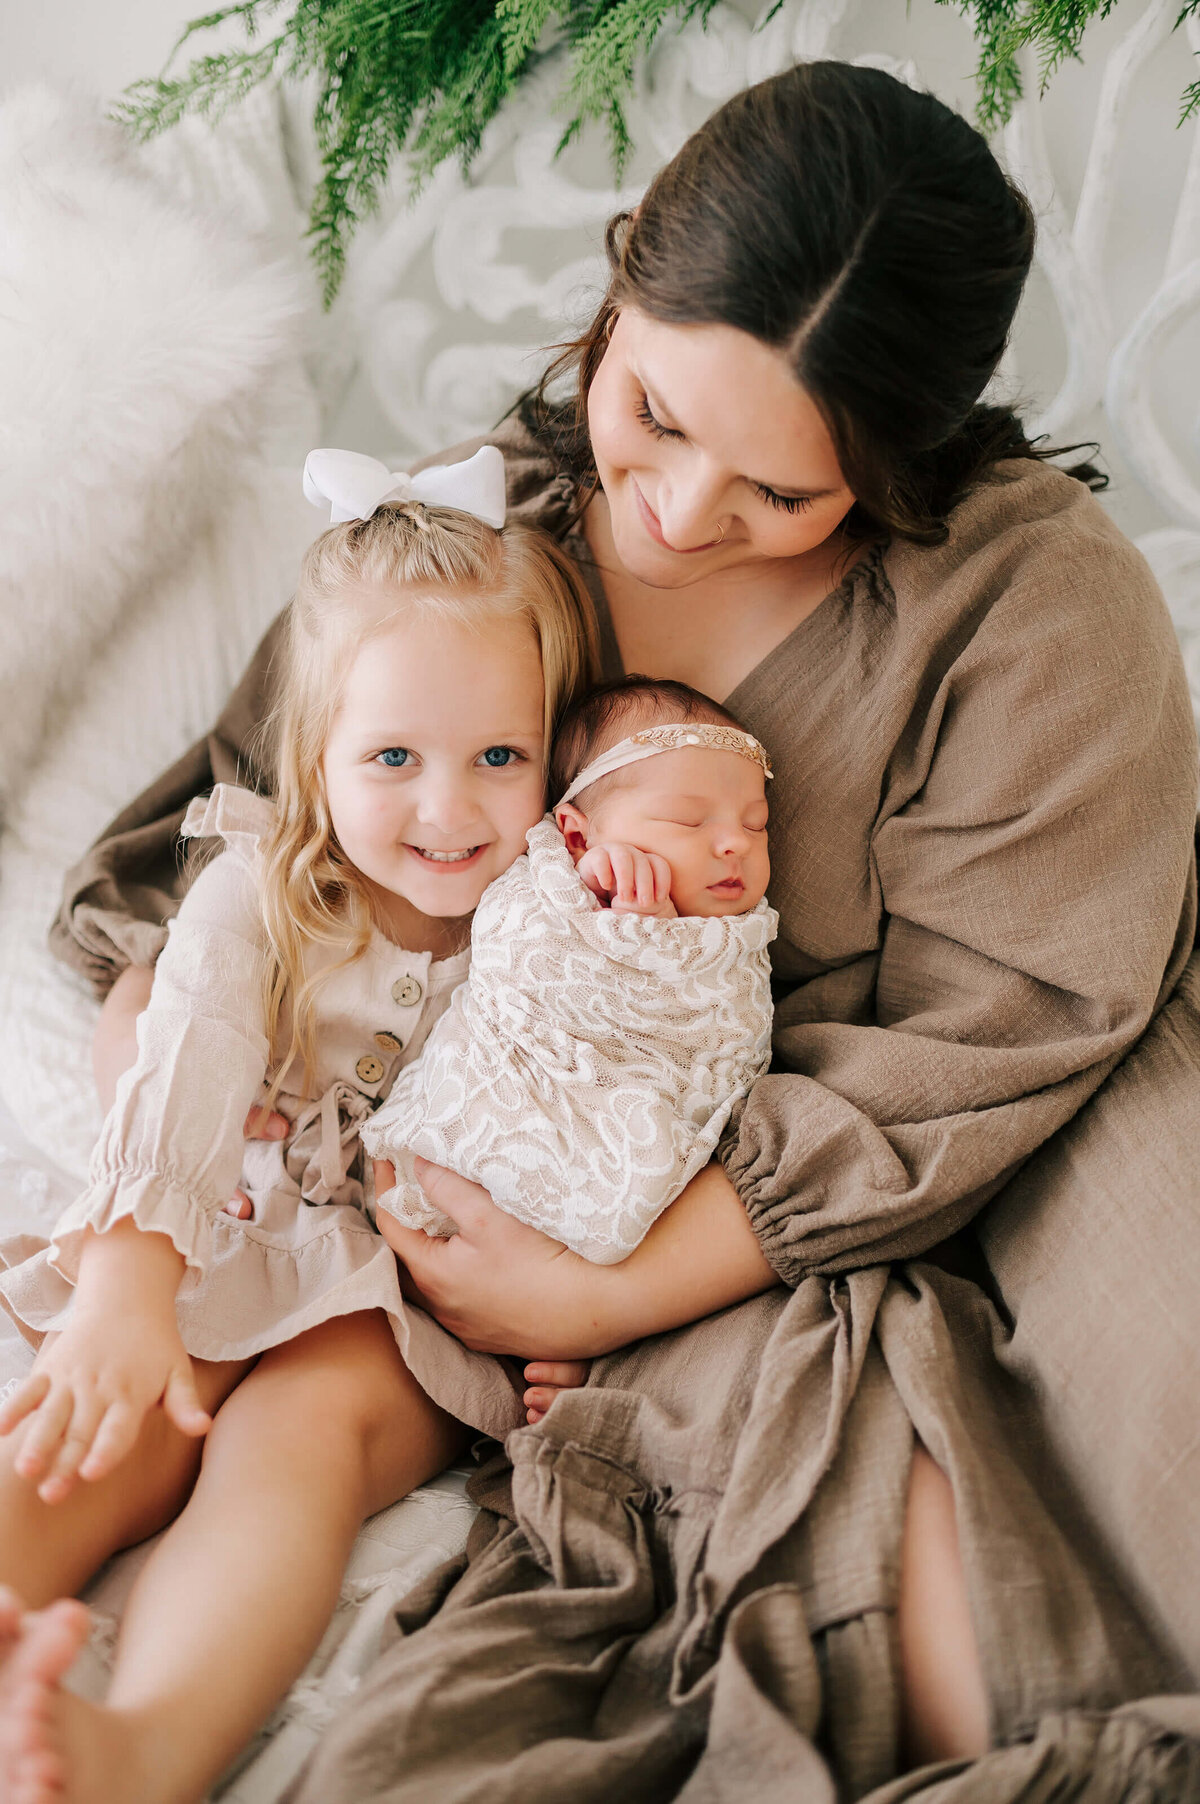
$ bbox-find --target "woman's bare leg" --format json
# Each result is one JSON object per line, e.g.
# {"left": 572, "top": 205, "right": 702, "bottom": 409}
{"left": 2, "top": 1310, "right": 465, "bottom": 1804}
{"left": 897, "top": 1443, "right": 990, "bottom": 1767}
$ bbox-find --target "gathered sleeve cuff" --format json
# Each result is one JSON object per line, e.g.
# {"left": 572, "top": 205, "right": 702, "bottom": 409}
{"left": 49, "top": 839, "right": 272, "bottom": 1286}
{"left": 723, "top": 533, "right": 1198, "bottom": 1288}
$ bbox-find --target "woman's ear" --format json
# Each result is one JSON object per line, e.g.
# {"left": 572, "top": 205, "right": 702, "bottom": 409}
{"left": 553, "top": 802, "right": 591, "bottom": 856}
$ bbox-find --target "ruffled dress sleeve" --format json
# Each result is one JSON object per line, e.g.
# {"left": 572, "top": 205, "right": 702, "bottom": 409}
{"left": 364, "top": 821, "right": 778, "bottom": 1263}
{"left": 48, "top": 785, "right": 277, "bottom": 1287}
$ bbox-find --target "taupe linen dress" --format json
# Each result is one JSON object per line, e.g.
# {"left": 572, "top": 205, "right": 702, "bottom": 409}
{"left": 51, "top": 424, "right": 1200, "bottom": 1801}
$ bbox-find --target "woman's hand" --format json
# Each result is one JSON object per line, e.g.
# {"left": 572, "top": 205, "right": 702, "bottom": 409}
{"left": 375, "top": 1159, "right": 617, "bottom": 1360}
{"left": 374, "top": 1155, "right": 779, "bottom": 1360}
{"left": 0, "top": 1223, "right": 208, "bottom": 1503}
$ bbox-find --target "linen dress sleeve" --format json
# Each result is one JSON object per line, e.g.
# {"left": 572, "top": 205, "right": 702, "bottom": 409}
{"left": 48, "top": 839, "right": 272, "bottom": 1285}
{"left": 723, "top": 526, "right": 1199, "bottom": 1286}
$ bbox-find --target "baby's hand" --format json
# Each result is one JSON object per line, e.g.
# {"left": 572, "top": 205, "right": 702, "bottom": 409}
{"left": 576, "top": 843, "right": 676, "bottom": 917}
{"left": 0, "top": 1303, "right": 210, "bottom": 1504}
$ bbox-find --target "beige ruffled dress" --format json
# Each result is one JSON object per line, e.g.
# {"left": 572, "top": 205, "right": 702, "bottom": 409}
{"left": 0, "top": 785, "right": 525, "bottom": 1435}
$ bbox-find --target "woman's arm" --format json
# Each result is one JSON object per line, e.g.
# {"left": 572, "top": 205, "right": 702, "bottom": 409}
{"left": 377, "top": 1156, "right": 777, "bottom": 1360}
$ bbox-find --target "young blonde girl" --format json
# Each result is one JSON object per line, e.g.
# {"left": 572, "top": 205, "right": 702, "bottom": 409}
{"left": 0, "top": 449, "right": 597, "bottom": 1804}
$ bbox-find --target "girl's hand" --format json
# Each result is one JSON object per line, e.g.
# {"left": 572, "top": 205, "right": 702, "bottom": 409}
{"left": 522, "top": 1359, "right": 590, "bottom": 1425}
{"left": 0, "top": 1306, "right": 210, "bottom": 1504}
{"left": 374, "top": 1158, "right": 623, "bottom": 1360}
{"left": 576, "top": 844, "right": 676, "bottom": 918}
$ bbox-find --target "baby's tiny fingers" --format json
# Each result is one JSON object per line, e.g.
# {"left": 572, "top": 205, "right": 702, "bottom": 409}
{"left": 0, "top": 1371, "right": 50, "bottom": 1436}
{"left": 648, "top": 853, "right": 674, "bottom": 903}
{"left": 224, "top": 1190, "right": 253, "bottom": 1220}
{"left": 79, "top": 1399, "right": 143, "bottom": 1483}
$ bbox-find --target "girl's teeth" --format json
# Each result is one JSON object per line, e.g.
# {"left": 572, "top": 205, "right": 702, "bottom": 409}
{"left": 418, "top": 847, "right": 476, "bottom": 862}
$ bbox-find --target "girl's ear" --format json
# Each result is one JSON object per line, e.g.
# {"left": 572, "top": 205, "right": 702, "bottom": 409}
{"left": 553, "top": 802, "right": 591, "bottom": 856}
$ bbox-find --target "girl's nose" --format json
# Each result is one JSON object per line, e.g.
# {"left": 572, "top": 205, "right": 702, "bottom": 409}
{"left": 713, "top": 823, "right": 752, "bottom": 858}
{"left": 415, "top": 776, "right": 476, "bottom": 832}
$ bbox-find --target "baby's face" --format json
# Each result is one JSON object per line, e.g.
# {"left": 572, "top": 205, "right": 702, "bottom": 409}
{"left": 568, "top": 745, "right": 770, "bottom": 917}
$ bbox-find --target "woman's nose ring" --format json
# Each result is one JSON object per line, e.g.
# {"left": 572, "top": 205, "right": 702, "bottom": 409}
{"left": 714, "top": 521, "right": 725, "bottom": 544}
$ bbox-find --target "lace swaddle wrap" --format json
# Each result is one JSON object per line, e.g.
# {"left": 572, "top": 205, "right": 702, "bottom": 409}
{"left": 362, "top": 820, "right": 778, "bottom": 1264}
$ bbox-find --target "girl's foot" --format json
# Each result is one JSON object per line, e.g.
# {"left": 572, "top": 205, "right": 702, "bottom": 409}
{"left": 0, "top": 1595, "right": 141, "bottom": 1804}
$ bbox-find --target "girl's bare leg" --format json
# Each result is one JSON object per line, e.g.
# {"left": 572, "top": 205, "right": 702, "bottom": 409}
{"left": 0, "top": 1353, "right": 251, "bottom": 1604}
{"left": 897, "top": 1443, "right": 990, "bottom": 1767}
{"left": 3, "top": 1310, "right": 465, "bottom": 1804}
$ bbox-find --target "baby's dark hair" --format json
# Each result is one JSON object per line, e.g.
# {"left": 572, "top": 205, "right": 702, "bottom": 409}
{"left": 550, "top": 674, "right": 749, "bottom": 806}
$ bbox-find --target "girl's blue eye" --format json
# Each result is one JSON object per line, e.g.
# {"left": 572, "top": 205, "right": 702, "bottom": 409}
{"left": 481, "top": 746, "right": 519, "bottom": 768}
{"left": 377, "top": 748, "right": 410, "bottom": 768}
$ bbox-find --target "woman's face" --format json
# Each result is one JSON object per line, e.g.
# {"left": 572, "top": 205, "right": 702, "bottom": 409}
{"left": 587, "top": 308, "right": 856, "bottom": 588}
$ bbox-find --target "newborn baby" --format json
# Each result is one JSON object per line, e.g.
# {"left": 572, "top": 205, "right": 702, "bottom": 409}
{"left": 363, "top": 676, "right": 779, "bottom": 1264}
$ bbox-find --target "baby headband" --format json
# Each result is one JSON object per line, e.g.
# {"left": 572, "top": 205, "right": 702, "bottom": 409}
{"left": 303, "top": 444, "right": 507, "bottom": 529}
{"left": 556, "top": 724, "right": 774, "bottom": 807}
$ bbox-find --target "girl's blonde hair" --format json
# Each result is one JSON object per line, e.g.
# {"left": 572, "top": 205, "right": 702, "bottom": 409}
{"left": 256, "top": 499, "right": 599, "bottom": 1098}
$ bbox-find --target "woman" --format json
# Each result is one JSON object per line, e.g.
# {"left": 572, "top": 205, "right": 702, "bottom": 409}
{"left": 39, "top": 61, "right": 1200, "bottom": 1801}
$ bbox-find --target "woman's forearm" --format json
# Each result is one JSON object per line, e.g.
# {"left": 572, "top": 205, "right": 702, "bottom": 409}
{"left": 596, "top": 1161, "right": 779, "bottom": 1350}
{"left": 93, "top": 962, "right": 155, "bottom": 1112}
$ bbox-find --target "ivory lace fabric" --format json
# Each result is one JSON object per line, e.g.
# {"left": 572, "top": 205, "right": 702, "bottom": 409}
{"left": 363, "top": 820, "right": 778, "bottom": 1264}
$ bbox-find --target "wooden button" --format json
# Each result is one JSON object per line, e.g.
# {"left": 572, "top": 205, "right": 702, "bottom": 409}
{"left": 374, "top": 1030, "right": 403, "bottom": 1053}
{"left": 355, "top": 1054, "right": 385, "bottom": 1085}
{"left": 391, "top": 976, "right": 423, "bottom": 1007}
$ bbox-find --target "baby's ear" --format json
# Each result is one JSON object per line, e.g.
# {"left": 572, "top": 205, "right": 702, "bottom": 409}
{"left": 553, "top": 802, "right": 591, "bottom": 856}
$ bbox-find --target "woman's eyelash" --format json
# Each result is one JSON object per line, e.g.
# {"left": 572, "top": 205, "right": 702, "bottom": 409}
{"left": 753, "top": 485, "right": 813, "bottom": 515}
{"left": 635, "top": 394, "right": 813, "bottom": 514}
{"left": 635, "top": 396, "right": 681, "bottom": 441}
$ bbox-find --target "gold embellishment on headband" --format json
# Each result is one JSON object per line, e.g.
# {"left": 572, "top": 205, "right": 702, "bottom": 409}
{"left": 628, "top": 724, "right": 774, "bottom": 779}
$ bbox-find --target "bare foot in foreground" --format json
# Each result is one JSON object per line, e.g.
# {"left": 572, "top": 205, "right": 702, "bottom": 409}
{"left": 0, "top": 1591, "right": 156, "bottom": 1804}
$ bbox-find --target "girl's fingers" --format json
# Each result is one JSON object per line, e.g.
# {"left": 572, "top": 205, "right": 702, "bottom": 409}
{"left": 162, "top": 1366, "right": 211, "bottom": 1439}
{"left": 79, "top": 1399, "right": 142, "bottom": 1482}
{"left": 36, "top": 1396, "right": 105, "bottom": 1503}
{"left": 372, "top": 1158, "right": 397, "bottom": 1197}
{"left": 14, "top": 1385, "right": 75, "bottom": 1480}
{"left": 635, "top": 854, "right": 657, "bottom": 909}
{"left": 523, "top": 1360, "right": 589, "bottom": 1388}
{"left": 0, "top": 1371, "right": 50, "bottom": 1436}
{"left": 225, "top": 1190, "right": 254, "bottom": 1220}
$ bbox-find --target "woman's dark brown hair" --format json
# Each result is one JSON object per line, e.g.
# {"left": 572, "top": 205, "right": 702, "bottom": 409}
{"left": 521, "top": 60, "right": 1103, "bottom": 546}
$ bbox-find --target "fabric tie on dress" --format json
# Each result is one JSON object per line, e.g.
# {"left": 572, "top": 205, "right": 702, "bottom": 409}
{"left": 303, "top": 445, "right": 507, "bottom": 528}
{"left": 287, "top": 1081, "right": 378, "bottom": 1207}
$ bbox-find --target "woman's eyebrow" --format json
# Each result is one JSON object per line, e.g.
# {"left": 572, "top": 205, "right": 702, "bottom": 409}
{"left": 640, "top": 372, "right": 840, "bottom": 500}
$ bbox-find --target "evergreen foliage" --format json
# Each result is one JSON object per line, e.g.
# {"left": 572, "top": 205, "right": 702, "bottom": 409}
{"left": 116, "top": 0, "right": 1200, "bottom": 304}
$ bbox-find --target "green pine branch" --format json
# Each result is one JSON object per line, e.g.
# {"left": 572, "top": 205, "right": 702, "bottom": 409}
{"left": 115, "top": 0, "right": 1200, "bottom": 305}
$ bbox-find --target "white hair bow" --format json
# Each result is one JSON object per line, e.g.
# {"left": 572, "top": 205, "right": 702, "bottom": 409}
{"left": 303, "top": 445, "right": 507, "bottom": 529}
